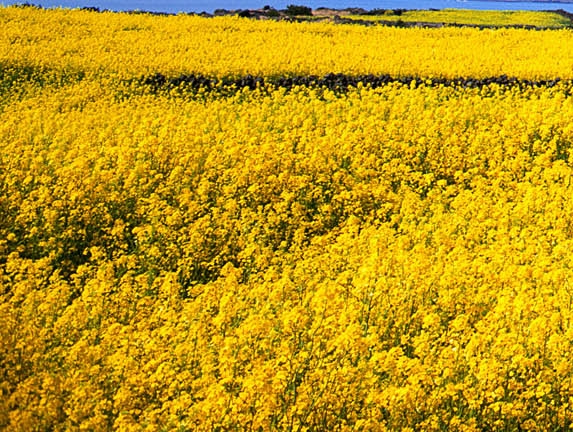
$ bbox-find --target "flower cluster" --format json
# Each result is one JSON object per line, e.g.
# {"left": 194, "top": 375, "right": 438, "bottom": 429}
{"left": 2, "top": 6, "right": 573, "bottom": 432}
{"left": 2, "top": 6, "right": 573, "bottom": 80}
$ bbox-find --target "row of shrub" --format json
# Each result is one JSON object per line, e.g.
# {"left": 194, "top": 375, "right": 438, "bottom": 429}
{"left": 140, "top": 71, "right": 567, "bottom": 93}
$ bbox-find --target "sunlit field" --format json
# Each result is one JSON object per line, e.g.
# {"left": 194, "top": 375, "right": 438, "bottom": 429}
{"left": 344, "top": 9, "right": 571, "bottom": 28}
{"left": 2, "top": 5, "right": 573, "bottom": 431}
{"left": 3, "top": 7, "right": 573, "bottom": 79}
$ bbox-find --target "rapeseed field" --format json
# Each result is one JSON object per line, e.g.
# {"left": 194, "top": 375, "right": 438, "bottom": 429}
{"left": 2, "top": 5, "right": 573, "bottom": 431}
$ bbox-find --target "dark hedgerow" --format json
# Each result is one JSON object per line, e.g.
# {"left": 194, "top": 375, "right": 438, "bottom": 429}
{"left": 138, "top": 72, "right": 566, "bottom": 96}
{"left": 284, "top": 4, "right": 313, "bottom": 16}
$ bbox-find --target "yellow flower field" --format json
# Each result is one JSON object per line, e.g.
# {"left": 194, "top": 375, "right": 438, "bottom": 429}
{"left": 2, "top": 5, "right": 573, "bottom": 431}
{"left": 2, "top": 6, "right": 573, "bottom": 80}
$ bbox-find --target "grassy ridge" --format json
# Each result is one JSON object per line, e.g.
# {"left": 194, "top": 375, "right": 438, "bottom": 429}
{"left": 344, "top": 8, "right": 572, "bottom": 28}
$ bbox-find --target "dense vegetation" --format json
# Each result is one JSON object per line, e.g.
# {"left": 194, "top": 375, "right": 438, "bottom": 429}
{"left": 2, "top": 6, "right": 573, "bottom": 431}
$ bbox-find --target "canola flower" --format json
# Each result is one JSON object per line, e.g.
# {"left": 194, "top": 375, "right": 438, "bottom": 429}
{"left": 3, "top": 5, "right": 573, "bottom": 432}
{"left": 3, "top": 79, "right": 573, "bottom": 431}
{"left": 2, "top": 6, "right": 573, "bottom": 80}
